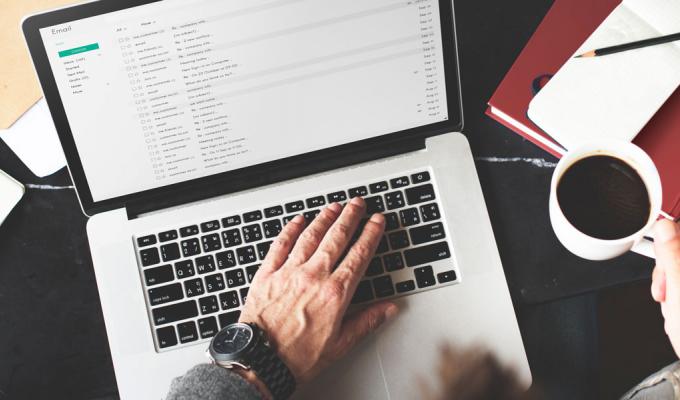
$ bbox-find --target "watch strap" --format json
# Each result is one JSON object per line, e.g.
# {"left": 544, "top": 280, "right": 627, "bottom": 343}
{"left": 247, "top": 325, "right": 296, "bottom": 400}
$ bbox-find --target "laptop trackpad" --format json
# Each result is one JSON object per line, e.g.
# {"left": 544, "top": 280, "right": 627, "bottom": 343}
{"left": 294, "top": 334, "right": 389, "bottom": 400}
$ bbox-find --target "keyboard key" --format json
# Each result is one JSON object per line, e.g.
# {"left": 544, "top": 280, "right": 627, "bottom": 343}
{"left": 306, "top": 196, "right": 326, "bottom": 208}
{"left": 410, "top": 222, "right": 446, "bottom": 246}
{"left": 414, "top": 266, "right": 436, "bottom": 288}
{"left": 372, "top": 276, "right": 395, "bottom": 298}
{"left": 399, "top": 208, "right": 421, "bottom": 227}
{"left": 226, "top": 269, "right": 246, "bottom": 288}
{"left": 405, "top": 184, "right": 436, "bottom": 205}
{"left": 365, "top": 196, "right": 385, "bottom": 214}
{"left": 383, "top": 253, "right": 405, "bottom": 271}
{"left": 385, "top": 191, "right": 405, "bottom": 210}
{"left": 377, "top": 235, "right": 389, "bottom": 254}
{"left": 246, "top": 264, "right": 260, "bottom": 283}
{"left": 216, "top": 250, "right": 237, "bottom": 269}
{"left": 222, "top": 215, "right": 241, "bottom": 228}
{"left": 396, "top": 280, "right": 416, "bottom": 293}
{"left": 201, "top": 234, "right": 222, "bottom": 252}
{"left": 180, "top": 225, "right": 199, "bottom": 238}
{"left": 365, "top": 257, "right": 383, "bottom": 277}
{"left": 199, "top": 295, "right": 220, "bottom": 315}
{"left": 384, "top": 212, "right": 400, "bottom": 231}
{"left": 369, "top": 181, "right": 389, "bottom": 193}
{"left": 137, "top": 235, "right": 157, "bottom": 247}
{"left": 218, "top": 311, "right": 241, "bottom": 329}
{"left": 243, "top": 210, "right": 263, "bottom": 223}
{"left": 174, "top": 260, "right": 195, "bottom": 278}
{"left": 161, "top": 243, "right": 181, "bottom": 262}
{"left": 242, "top": 224, "right": 263, "bottom": 243}
{"left": 257, "top": 241, "right": 273, "bottom": 260}
{"left": 348, "top": 186, "right": 368, "bottom": 198}
{"left": 184, "top": 278, "right": 204, "bottom": 297}
{"left": 236, "top": 246, "right": 257, "bottom": 265}
{"left": 264, "top": 206, "right": 284, "bottom": 218}
{"left": 152, "top": 300, "right": 198, "bottom": 326}
{"left": 220, "top": 291, "right": 240, "bottom": 310}
{"left": 285, "top": 201, "right": 305, "bottom": 213}
{"left": 390, "top": 176, "right": 410, "bottom": 188}
{"left": 263, "top": 220, "right": 283, "bottom": 238}
{"left": 283, "top": 215, "right": 298, "bottom": 225}
{"left": 195, "top": 255, "right": 216, "bottom": 274}
{"left": 411, "top": 171, "right": 431, "bottom": 184}
{"left": 140, "top": 247, "right": 160, "bottom": 267}
{"left": 240, "top": 287, "right": 249, "bottom": 304}
{"left": 420, "top": 203, "right": 441, "bottom": 222}
{"left": 388, "top": 231, "right": 410, "bottom": 250}
{"left": 177, "top": 321, "right": 198, "bottom": 344}
{"left": 144, "top": 265, "right": 174, "bottom": 286}
{"left": 304, "top": 210, "right": 320, "bottom": 224}
{"left": 198, "top": 317, "right": 219, "bottom": 339}
{"left": 222, "top": 229, "right": 243, "bottom": 248}
{"left": 159, "top": 230, "right": 178, "bottom": 242}
{"left": 200, "top": 220, "right": 220, "bottom": 233}
{"left": 148, "top": 283, "right": 183, "bottom": 306}
{"left": 351, "top": 280, "right": 374, "bottom": 304}
{"left": 181, "top": 238, "right": 201, "bottom": 257}
{"left": 205, "top": 273, "right": 226, "bottom": 292}
{"left": 156, "top": 326, "right": 177, "bottom": 348}
{"left": 327, "top": 191, "right": 347, "bottom": 203}
{"left": 404, "top": 241, "right": 451, "bottom": 267}
{"left": 438, "top": 270, "right": 457, "bottom": 284}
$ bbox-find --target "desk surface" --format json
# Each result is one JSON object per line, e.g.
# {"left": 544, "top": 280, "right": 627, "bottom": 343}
{"left": 0, "top": 0, "right": 654, "bottom": 398}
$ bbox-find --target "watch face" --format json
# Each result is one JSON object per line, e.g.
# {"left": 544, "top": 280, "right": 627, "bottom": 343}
{"left": 213, "top": 323, "right": 254, "bottom": 356}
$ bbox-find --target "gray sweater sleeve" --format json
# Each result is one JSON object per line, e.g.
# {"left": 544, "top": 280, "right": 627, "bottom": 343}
{"left": 166, "top": 364, "right": 263, "bottom": 400}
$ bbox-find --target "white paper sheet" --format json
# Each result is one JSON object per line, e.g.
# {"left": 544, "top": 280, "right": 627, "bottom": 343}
{"left": 0, "top": 98, "right": 66, "bottom": 178}
{"left": 527, "top": 0, "right": 680, "bottom": 150}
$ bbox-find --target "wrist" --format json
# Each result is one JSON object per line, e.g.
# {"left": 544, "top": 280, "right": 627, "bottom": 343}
{"left": 233, "top": 367, "right": 274, "bottom": 400}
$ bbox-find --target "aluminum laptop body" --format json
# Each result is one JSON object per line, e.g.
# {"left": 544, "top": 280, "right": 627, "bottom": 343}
{"left": 23, "top": 0, "right": 531, "bottom": 398}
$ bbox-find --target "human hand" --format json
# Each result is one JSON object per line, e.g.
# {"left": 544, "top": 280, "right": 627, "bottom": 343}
{"left": 239, "top": 197, "right": 399, "bottom": 384}
{"left": 651, "top": 219, "right": 680, "bottom": 357}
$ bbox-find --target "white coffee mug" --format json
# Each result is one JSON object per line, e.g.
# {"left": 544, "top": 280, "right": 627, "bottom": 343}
{"left": 549, "top": 140, "right": 663, "bottom": 261}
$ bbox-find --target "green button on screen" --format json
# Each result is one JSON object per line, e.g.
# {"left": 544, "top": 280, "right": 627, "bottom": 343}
{"left": 58, "top": 43, "right": 100, "bottom": 58}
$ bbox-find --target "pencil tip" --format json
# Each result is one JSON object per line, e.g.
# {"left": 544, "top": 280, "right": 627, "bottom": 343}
{"left": 574, "top": 54, "right": 582, "bottom": 58}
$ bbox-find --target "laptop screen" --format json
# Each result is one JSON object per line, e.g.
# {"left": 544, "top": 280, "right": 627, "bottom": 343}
{"left": 38, "top": 0, "right": 450, "bottom": 202}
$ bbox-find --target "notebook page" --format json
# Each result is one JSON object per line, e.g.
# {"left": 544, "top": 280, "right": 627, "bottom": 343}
{"left": 527, "top": 0, "right": 680, "bottom": 150}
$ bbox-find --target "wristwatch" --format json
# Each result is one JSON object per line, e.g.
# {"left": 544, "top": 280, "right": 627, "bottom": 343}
{"left": 207, "top": 322, "right": 296, "bottom": 400}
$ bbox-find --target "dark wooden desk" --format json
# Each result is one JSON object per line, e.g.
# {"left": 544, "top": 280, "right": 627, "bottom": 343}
{"left": 0, "top": 0, "right": 653, "bottom": 398}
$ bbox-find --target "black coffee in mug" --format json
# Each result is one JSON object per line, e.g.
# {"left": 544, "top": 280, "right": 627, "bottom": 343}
{"left": 556, "top": 155, "right": 651, "bottom": 240}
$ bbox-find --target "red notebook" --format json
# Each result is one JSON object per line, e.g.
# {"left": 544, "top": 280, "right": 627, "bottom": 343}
{"left": 486, "top": 0, "right": 680, "bottom": 219}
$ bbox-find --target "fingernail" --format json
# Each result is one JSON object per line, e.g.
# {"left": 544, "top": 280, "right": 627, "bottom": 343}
{"left": 384, "top": 304, "right": 399, "bottom": 321}
{"left": 350, "top": 197, "right": 365, "bottom": 206}
{"left": 293, "top": 214, "right": 305, "bottom": 224}
{"left": 370, "top": 213, "right": 385, "bottom": 224}
{"left": 328, "top": 202, "right": 342, "bottom": 213}
{"left": 655, "top": 220, "right": 680, "bottom": 243}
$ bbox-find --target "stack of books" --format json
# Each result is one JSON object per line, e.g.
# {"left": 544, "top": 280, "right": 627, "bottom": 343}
{"left": 486, "top": 0, "right": 680, "bottom": 220}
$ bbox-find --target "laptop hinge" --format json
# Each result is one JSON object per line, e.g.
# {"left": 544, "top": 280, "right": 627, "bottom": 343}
{"left": 125, "top": 138, "right": 426, "bottom": 220}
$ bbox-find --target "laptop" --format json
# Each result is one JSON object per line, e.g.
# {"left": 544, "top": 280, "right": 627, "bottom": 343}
{"left": 23, "top": 0, "right": 530, "bottom": 398}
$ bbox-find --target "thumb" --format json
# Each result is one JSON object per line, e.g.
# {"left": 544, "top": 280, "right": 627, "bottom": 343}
{"left": 335, "top": 302, "right": 399, "bottom": 357}
{"left": 654, "top": 220, "right": 680, "bottom": 283}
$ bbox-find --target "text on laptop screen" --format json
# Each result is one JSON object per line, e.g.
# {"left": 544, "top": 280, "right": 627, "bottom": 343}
{"left": 40, "top": 0, "right": 449, "bottom": 202}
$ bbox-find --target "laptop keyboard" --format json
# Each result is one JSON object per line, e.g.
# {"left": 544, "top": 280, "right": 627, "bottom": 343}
{"left": 135, "top": 169, "right": 459, "bottom": 351}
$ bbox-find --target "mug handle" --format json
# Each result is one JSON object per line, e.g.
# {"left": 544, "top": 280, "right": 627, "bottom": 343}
{"left": 632, "top": 237, "right": 655, "bottom": 259}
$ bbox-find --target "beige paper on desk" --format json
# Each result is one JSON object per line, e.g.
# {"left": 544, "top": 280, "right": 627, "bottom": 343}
{"left": 528, "top": 0, "right": 680, "bottom": 150}
{"left": 0, "top": 0, "right": 78, "bottom": 129}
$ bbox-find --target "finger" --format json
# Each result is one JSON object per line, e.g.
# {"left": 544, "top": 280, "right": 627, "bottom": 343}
{"left": 287, "top": 203, "right": 343, "bottom": 266}
{"left": 307, "top": 197, "right": 367, "bottom": 273}
{"left": 652, "top": 265, "right": 667, "bottom": 303}
{"left": 259, "top": 215, "right": 306, "bottom": 275}
{"left": 332, "top": 213, "right": 385, "bottom": 293}
{"left": 654, "top": 220, "right": 680, "bottom": 283}
{"left": 334, "top": 302, "right": 398, "bottom": 358}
